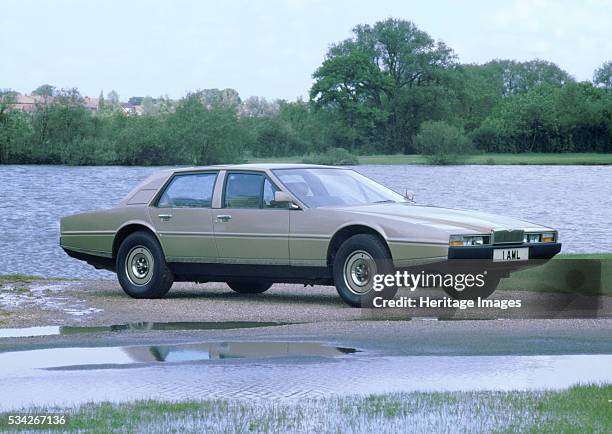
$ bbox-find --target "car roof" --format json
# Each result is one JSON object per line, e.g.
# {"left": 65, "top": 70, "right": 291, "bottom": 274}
{"left": 171, "top": 163, "right": 342, "bottom": 173}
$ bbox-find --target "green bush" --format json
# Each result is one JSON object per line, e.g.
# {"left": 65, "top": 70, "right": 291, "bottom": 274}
{"left": 302, "top": 147, "right": 359, "bottom": 165}
{"left": 414, "top": 121, "right": 472, "bottom": 165}
{"left": 251, "top": 118, "right": 308, "bottom": 157}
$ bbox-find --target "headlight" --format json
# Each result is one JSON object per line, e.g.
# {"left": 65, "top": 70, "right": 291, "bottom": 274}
{"left": 524, "top": 233, "right": 542, "bottom": 243}
{"left": 523, "top": 232, "right": 557, "bottom": 243}
{"left": 449, "top": 234, "right": 491, "bottom": 246}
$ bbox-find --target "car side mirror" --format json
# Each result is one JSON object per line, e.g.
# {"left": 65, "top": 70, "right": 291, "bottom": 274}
{"left": 273, "top": 191, "right": 300, "bottom": 209}
{"left": 404, "top": 190, "right": 415, "bottom": 202}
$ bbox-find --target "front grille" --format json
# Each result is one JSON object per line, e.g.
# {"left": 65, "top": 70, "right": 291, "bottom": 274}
{"left": 493, "top": 229, "right": 524, "bottom": 244}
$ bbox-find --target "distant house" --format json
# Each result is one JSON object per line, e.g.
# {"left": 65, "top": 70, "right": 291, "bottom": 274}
{"left": 7, "top": 93, "right": 157, "bottom": 115}
{"left": 82, "top": 97, "right": 99, "bottom": 111}
{"left": 11, "top": 94, "right": 52, "bottom": 112}
{"left": 9, "top": 94, "right": 100, "bottom": 112}
{"left": 121, "top": 102, "right": 144, "bottom": 115}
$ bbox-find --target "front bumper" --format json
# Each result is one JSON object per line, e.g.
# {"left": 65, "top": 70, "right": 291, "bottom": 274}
{"left": 448, "top": 242, "right": 562, "bottom": 260}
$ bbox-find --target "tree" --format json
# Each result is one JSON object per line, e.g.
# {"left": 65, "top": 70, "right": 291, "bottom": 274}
{"left": 114, "top": 115, "right": 163, "bottom": 165}
{"left": 142, "top": 96, "right": 155, "bottom": 115}
{"left": 553, "top": 82, "right": 611, "bottom": 152}
{"left": 250, "top": 117, "right": 307, "bottom": 157}
{"left": 29, "top": 88, "right": 92, "bottom": 163}
{"left": 455, "top": 64, "right": 505, "bottom": 131}
{"left": 594, "top": 61, "right": 612, "bottom": 90}
{"left": 163, "top": 94, "right": 244, "bottom": 165}
{"left": 472, "top": 81, "right": 612, "bottom": 153}
{"left": 0, "top": 92, "right": 22, "bottom": 162}
{"left": 155, "top": 95, "right": 175, "bottom": 115}
{"left": 311, "top": 50, "right": 389, "bottom": 150}
{"left": 32, "top": 84, "right": 56, "bottom": 97}
{"left": 195, "top": 88, "right": 242, "bottom": 110}
{"left": 106, "top": 90, "right": 120, "bottom": 105}
{"left": 310, "top": 18, "right": 458, "bottom": 153}
{"left": 0, "top": 110, "right": 31, "bottom": 163}
{"left": 414, "top": 120, "right": 471, "bottom": 164}
{"left": 240, "top": 96, "right": 279, "bottom": 117}
{"left": 473, "top": 85, "right": 561, "bottom": 153}
{"left": 0, "top": 91, "right": 16, "bottom": 110}
{"left": 98, "top": 90, "right": 105, "bottom": 110}
{"left": 0, "top": 89, "right": 20, "bottom": 98}
{"left": 277, "top": 99, "right": 332, "bottom": 152}
{"left": 480, "top": 59, "right": 573, "bottom": 97}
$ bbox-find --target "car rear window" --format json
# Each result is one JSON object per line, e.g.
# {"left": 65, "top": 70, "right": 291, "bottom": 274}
{"left": 157, "top": 173, "right": 217, "bottom": 208}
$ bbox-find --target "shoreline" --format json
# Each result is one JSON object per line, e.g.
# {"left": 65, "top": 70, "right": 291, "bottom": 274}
{"left": 1, "top": 385, "right": 609, "bottom": 432}
{"left": 2, "top": 153, "right": 612, "bottom": 167}
{"left": 249, "top": 152, "right": 612, "bottom": 166}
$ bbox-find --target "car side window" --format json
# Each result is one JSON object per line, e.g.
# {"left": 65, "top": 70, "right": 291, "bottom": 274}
{"left": 224, "top": 173, "right": 265, "bottom": 208}
{"left": 157, "top": 173, "right": 217, "bottom": 208}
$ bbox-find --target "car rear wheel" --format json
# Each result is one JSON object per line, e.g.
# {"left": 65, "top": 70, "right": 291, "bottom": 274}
{"left": 333, "top": 234, "right": 396, "bottom": 307}
{"left": 117, "top": 231, "right": 174, "bottom": 298}
{"left": 226, "top": 281, "right": 272, "bottom": 294}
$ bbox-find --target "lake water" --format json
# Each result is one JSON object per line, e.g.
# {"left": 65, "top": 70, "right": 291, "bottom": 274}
{"left": 1, "top": 165, "right": 610, "bottom": 278}
{"left": 0, "top": 345, "right": 610, "bottom": 409}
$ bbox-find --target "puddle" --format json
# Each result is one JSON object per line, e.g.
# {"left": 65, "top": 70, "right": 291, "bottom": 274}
{"left": 29, "top": 282, "right": 76, "bottom": 292}
{"left": 0, "top": 326, "right": 62, "bottom": 338}
{"left": 0, "top": 321, "right": 285, "bottom": 339}
{"left": 0, "top": 283, "right": 102, "bottom": 318}
{"left": 0, "top": 342, "right": 355, "bottom": 371}
{"left": 0, "top": 351, "right": 610, "bottom": 410}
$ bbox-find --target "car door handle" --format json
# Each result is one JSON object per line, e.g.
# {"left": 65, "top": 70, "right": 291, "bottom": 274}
{"left": 157, "top": 214, "right": 172, "bottom": 221}
{"left": 216, "top": 214, "right": 232, "bottom": 222}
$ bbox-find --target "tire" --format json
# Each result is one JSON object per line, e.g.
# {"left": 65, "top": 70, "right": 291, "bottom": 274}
{"left": 226, "top": 281, "right": 272, "bottom": 294}
{"left": 116, "top": 231, "right": 174, "bottom": 299}
{"left": 333, "top": 234, "right": 396, "bottom": 308}
{"left": 443, "top": 274, "right": 501, "bottom": 300}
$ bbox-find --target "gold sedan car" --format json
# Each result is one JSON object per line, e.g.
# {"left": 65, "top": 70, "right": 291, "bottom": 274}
{"left": 60, "top": 164, "right": 561, "bottom": 307}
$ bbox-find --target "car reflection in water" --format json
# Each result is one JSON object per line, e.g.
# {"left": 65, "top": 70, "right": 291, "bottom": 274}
{"left": 123, "top": 342, "right": 358, "bottom": 364}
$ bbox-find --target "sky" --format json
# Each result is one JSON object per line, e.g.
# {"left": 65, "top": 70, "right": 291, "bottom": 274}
{"left": 1, "top": 0, "right": 611, "bottom": 101}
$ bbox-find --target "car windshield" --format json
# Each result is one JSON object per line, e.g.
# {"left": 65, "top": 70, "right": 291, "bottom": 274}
{"left": 272, "top": 168, "right": 405, "bottom": 208}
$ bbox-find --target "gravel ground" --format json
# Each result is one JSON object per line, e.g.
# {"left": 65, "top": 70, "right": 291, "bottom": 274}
{"left": 0, "top": 279, "right": 611, "bottom": 356}
{"left": 1, "top": 279, "right": 611, "bottom": 326}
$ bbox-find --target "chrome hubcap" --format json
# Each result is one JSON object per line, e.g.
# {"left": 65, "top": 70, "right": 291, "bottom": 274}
{"left": 343, "top": 250, "right": 376, "bottom": 295}
{"left": 126, "top": 246, "right": 154, "bottom": 286}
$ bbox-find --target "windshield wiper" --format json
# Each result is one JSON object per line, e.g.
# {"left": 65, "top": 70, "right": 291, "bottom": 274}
{"left": 371, "top": 200, "right": 395, "bottom": 204}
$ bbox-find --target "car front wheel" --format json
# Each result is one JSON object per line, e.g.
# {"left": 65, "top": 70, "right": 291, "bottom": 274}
{"left": 333, "top": 234, "right": 396, "bottom": 307}
{"left": 117, "top": 231, "right": 174, "bottom": 299}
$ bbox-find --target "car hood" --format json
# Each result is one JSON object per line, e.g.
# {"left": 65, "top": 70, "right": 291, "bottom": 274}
{"left": 339, "top": 203, "right": 550, "bottom": 234}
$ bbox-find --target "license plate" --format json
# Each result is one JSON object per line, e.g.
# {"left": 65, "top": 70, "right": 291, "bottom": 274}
{"left": 493, "top": 247, "right": 529, "bottom": 262}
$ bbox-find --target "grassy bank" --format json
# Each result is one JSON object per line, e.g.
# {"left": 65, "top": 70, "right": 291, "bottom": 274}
{"left": 248, "top": 152, "right": 612, "bottom": 165}
{"left": 557, "top": 253, "right": 612, "bottom": 260}
{"left": 499, "top": 253, "right": 612, "bottom": 295}
{"left": 1, "top": 384, "right": 609, "bottom": 432}
{"left": 0, "top": 274, "right": 72, "bottom": 284}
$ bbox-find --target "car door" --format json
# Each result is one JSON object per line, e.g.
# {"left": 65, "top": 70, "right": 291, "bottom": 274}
{"left": 213, "top": 171, "right": 290, "bottom": 264}
{"left": 148, "top": 171, "right": 219, "bottom": 262}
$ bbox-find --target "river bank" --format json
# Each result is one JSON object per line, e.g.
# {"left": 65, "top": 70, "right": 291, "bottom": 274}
{"left": 1, "top": 384, "right": 609, "bottom": 433}
{"left": 249, "top": 152, "right": 612, "bottom": 165}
